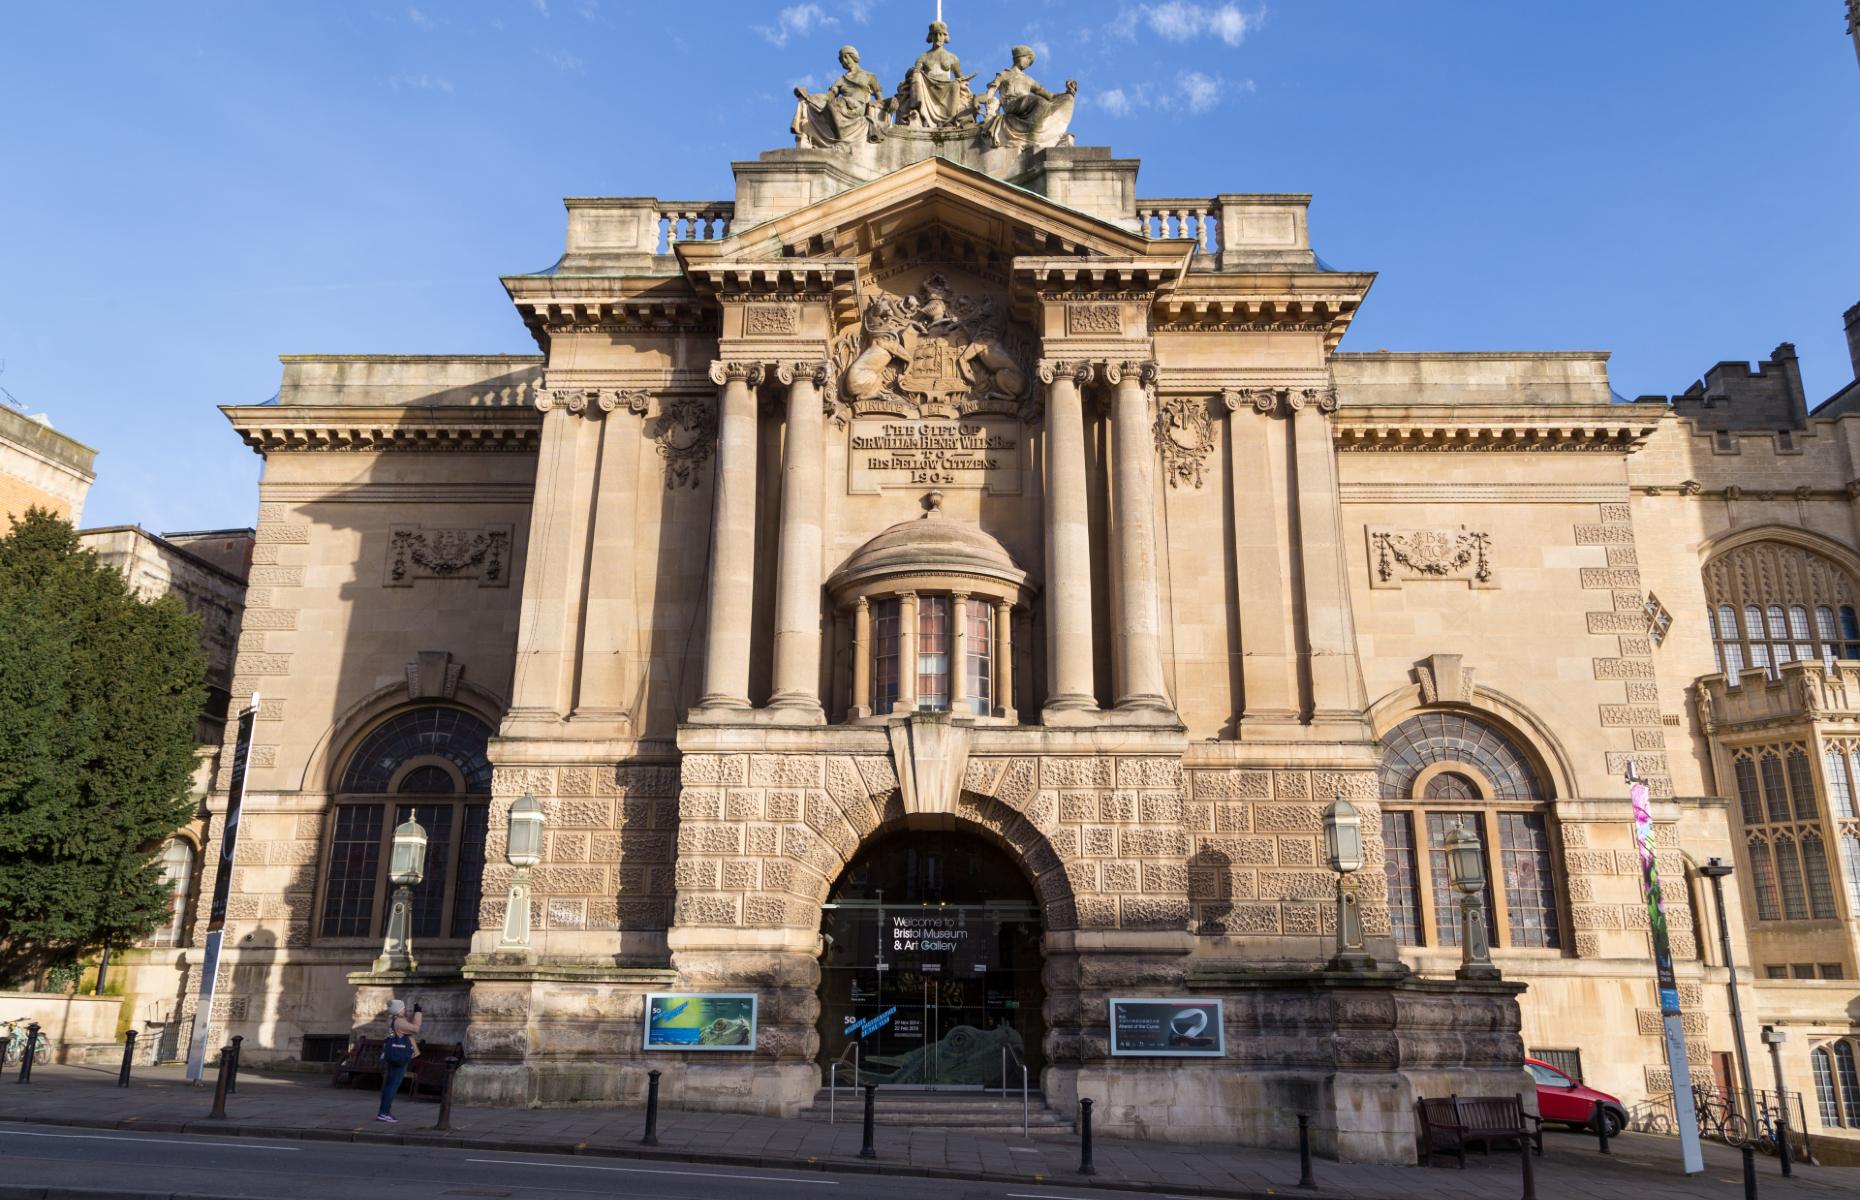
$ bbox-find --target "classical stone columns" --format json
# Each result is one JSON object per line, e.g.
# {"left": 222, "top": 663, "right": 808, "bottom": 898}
{"left": 695, "top": 360, "right": 763, "bottom": 713}
{"left": 1039, "top": 359, "right": 1099, "bottom": 720}
{"left": 851, "top": 598, "right": 872, "bottom": 718}
{"left": 1289, "top": 389, "right": 1368, "bottom": 720}
{"left": 767, "top": 361, "right": 827, "bottom": 721}
{"left": 993, "top": 598, "right": 1015, "bottom": 719}
{"left": 897, "top": 591, "right": 920, "bottom": 712}
{"left": 1104, "top": 361, "right": 1170, "bottom": 714}
{"left": 950, "top": 592, "right": 970, "bottom": 714}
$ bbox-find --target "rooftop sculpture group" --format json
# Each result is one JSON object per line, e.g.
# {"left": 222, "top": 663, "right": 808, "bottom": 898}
{"left": 792, "top": 21, "right": 1078, "bottom": 152}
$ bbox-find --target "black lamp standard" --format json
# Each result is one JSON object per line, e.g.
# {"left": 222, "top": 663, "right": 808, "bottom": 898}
{"left": 1699, "top": 857, "right": 1757, "bottom": 1126}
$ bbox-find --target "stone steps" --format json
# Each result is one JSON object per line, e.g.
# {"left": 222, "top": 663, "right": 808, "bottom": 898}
{"left": 801, "top": 1088, "right": 1073, "bottom": 1134}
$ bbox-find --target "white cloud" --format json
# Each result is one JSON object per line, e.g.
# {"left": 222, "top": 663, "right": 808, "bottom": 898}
{"left": 407, "top": 6, "right": 435, "bottom": 29}
{"left": 531, "top": 0, "right": 549, "bottom": 15}
{"left": 1177, "top": 69, "right": 1220, "bottom": 113}
{"left": 845, "top": 0, "right": 874, "bottom": 23}
{"left": 389, "top": 72, "right": 454, "bottom": 94}
{"left": 543, "top": 48, "right": 584, "bottom": 74}
{"left": 756, "top": 3, "right": 837, "bottom": 48}
{"left": 1098, "top": 88, "right": 1133, "bottom": 117}
{"left": 1112, "top": 3, "right": 1255, "bottom": 48}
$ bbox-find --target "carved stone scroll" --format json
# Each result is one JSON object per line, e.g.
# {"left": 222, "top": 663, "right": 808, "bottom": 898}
{"left": 1367, "top": 526, "right": 1496, "bottom": 589}
{"left": 386, "top": 525, "right": 513, "bottom": 588}
{"left": 655, "top": 398, "right": 719, "bottom": 489}
{"left": 533, "top": 387, "right": 649, "bottom": 417}
{"left": 1154, "top": 395, "right": 1217, "bottom": 489}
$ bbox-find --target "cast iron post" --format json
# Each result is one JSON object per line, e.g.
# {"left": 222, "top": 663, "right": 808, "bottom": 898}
{"left": 1595, "top": 1099, "right": 1611, "bottom": 1154}
{"left": 16, "top": 1023, "right": 41, "bottom": 1083}
{"left": 1297, "top": 1113, "right": 1316, "bottom": 1189}
{"left": 1078, "top": 1097, "right": 1095, "bottom": 1175}
{"left": 860, "top": 1083, "right": 877, "bottom": 1159}
{"left": 208, "top": 1046, "right": 232, "bottom": 1118}
{"left": 434, "top": 1056, "right": 459, "bottom": 1132}
{"left": 117, "top": 1029, "right": 137, "bottom": 1087}
{"left": 643, "top": 1069, "right": 661, "bottom": 1145}
{"left": 227, "top": 1034, "right": 243, "bottom": 1093}
{"left": 1742, "top": 1144, "right": 1758, "bottom": 1199}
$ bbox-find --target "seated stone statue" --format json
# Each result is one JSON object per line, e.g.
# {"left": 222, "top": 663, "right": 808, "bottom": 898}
{"left": 792, "top": 45, "right": 887, "bottom": 149}
{"left": 891, "top": 20, "right": 976, "bottom": 129}
{"left": 980, "top": 46, "right": 1077, "bottom": 150}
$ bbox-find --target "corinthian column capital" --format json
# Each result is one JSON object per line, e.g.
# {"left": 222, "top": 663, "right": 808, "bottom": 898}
{"left": 709, "top": 360, "right": 766, "bottom": 387}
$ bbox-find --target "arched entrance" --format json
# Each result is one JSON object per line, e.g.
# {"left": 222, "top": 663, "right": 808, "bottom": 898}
{"left": 817, "top": 830, "right": 1044, "bottom": 1089}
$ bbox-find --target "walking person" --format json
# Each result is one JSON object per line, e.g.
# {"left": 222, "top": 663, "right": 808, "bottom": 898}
{"left": 375, "top": 998, "right": 422, "bottom": 1123}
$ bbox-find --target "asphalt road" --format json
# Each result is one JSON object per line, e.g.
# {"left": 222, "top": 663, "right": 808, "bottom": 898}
{"left": 0, "top": 1122, "right": 1191, "bottom": 1200}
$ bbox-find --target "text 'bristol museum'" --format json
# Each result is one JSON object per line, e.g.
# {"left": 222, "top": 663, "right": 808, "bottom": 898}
{"left": 126, "top": 28, "right": 1860, "bottom": 1163}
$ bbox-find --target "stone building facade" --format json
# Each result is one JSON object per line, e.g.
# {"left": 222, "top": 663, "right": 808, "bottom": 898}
{"left": 0, "top": 404, "right": 94, "bottom": 525}
{"left": 102, "top": 31, "right": 1860, "bottom": 1163}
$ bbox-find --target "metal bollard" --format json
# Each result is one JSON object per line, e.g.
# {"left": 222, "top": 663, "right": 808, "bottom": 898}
{"left": 1297, "top": 1113, "right": 1316, "bottom": 1189}
{"left": 227, "top": 1034, "right": 243, "bottom": 1094}
{"left": 1742, "top": 1145, "right": 1757, "bottom": 1200}
{"left": 642, "top": 1069, "right": 661, "bottom": 1146}
{"left": 17, "top": 1023, "right": 41, "bottom": 1084}
{"left": 1078, "top": 1097, "right": 1096, "bottom": 1176}
{"left": 1594, "top": 1100, "right": 1611, "bottom": 1155}
{"left": 1520, "top": 1133, "right": 1537, "bottom": 1200}
{"left": 1776, "top": 1115, "right": 1791, "bottom": 1177}
{"left": 208, "top": 1046, "right": 232, "bottom": 1119}
{"left": 860, "top": 1083, "right": 877, "bottom": 1159}
{"left": 434, "top": 1056, "right": 459, "bottom": 1132}
{"left": 117, "top": 1029, "right": 137, "bottom": 1087}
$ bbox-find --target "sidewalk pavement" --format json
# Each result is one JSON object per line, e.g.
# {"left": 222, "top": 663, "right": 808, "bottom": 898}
{"left": 1, "top": 1063, "right": 1854, "bottom": 1200}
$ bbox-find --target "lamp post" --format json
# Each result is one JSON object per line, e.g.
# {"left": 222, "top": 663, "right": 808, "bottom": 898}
{"left": 1322, "top": 788, "right": 1373, "bottom": 971}
{"left": 1445, "top": 819, "right": 1499, "bottom": 981}
{"left": 498, "top": 793, "right": 544, "bottom": 950}
{"left": 1699, "top": 858, "right": 1758, "bottom": 1128}
{"left": 374, "top": 811, "right": 428, "bottom": 973}
{"left": 1760, "top": 1025, "right": 1792, "bottom": 1175}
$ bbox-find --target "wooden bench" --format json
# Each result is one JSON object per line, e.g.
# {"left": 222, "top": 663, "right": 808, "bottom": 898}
{"left": 1415, "top": 1094, "right": 1542, "bottom": 1167}
{"left": 331, "top": 1037, "right": 462, "bottom": 1098}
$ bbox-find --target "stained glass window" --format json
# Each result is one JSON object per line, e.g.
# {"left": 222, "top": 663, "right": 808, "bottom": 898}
{"left": 340, "top": 708, "right": 493, "bottom": 794}
{"left": 1379, "top": 713, "right": 1544, "bottom": 801}
{"left": 1499, "top": 811, "right": 1562, "bottom": 948}
{"left": 1382, "top": 811, "right": 1422, "bottom": 946}
{"left": 1426, "top": 812, "right": 1493, "bottom": 948}
{"left": 321, "top": 805, "right": 384, "bottom": 937}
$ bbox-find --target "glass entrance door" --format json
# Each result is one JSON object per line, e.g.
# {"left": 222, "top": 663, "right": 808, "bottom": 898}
{"left": 817, "top": 832, "right": 1044, "bottom": 1089}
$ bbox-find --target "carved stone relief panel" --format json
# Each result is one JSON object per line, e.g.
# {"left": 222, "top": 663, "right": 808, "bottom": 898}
{"left": 833, "top": 271, "right": 1033, "bottom": 420}
{"left": 1066, "top": 303, "right": 1122, "bottom": 335}
{"left": 744, "top": 303, "right": 800, "bottom": 336}
{"left": 1154, "top": 395, "right": 1216, "bottom": 489}
{"left": 1366, "top": 526, "right": 1495, "bottom": 589}
{"left": 385, "top": 525, "right": 513, "bottom": 587}
{"left": 654, "top": 398, "right": 718, "bottom": 489}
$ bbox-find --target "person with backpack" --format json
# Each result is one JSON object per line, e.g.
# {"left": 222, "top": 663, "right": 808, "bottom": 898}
{"left": 376, "top": 998, "right": 422, "bottom": 1122}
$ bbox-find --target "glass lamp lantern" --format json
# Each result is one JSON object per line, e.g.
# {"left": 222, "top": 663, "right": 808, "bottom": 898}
{"left": 1322, "top": 792, "right": 1363, "bottom": 874}
{"left": 389, "top": 811, "right": 429, "bottom": 887}
{"left": 507, "top": 792, "right": 544, "bottom": 868}
{"left": 1445, "top": 819, "right": 1500, "bottom": 981}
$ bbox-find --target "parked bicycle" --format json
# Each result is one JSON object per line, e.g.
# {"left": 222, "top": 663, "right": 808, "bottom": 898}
{"left": 2, "top": 1020, "right": 53, "bottom": 1067}
{"left": 1693, "top": 1088, "right": 1750, "bottom": 1146}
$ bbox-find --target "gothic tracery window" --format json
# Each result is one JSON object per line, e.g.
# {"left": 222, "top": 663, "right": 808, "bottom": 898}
{"left": 1730, "top": 742, "right": 1841, "bottom": 922}
{"left": 1704, "top": 541, "right": 1860, "bottom": 682}
{"left": 319, "top": 707, "right": 493, "bottom": 941}
{"left": 1378, "top": 712, "right": 1562, "bottom": 951}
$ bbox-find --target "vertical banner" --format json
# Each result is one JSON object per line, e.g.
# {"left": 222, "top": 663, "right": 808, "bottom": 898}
{"left": 1630, "top": 769, "right": 1704, "bottom": 1174}
{"left": 184, "top": 694, "right": 258, "bottom": 1082}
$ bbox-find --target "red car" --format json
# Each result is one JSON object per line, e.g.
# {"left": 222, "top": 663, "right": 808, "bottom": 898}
{"left": 1527, "top": 1058, "right": 1627, "bottom": 1136}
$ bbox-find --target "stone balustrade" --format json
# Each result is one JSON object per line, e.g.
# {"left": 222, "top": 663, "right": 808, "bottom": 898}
{"left": 655, "top": 203, "right": 733, "bottom": 251}
{"left": 1137, "top": 199, "right": 1220, "bottom": 253}
{"left": 1698, "top": 657, "right": 1860, "bottom": 730}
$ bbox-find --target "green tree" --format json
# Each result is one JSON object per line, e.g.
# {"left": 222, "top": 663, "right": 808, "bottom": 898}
{"left": 0, "top": 509, "right": 205, "bottom": 985}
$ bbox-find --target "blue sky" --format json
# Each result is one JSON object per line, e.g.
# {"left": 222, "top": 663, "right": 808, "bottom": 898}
{"left": 2, "top": 2, "right": 1856, "bottom": 532}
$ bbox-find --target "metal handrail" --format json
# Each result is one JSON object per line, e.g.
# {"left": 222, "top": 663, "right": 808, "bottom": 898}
{"left": 829, "top": 1042, "right": 861, "bottom": 1123}
{"left": 997, "top": 1044, "right": 1030, "bottom": 1138}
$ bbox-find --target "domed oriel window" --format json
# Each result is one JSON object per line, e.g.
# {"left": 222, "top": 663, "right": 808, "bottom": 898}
{"left": 829, "top": 492, "right": 1035, "bottom": 722}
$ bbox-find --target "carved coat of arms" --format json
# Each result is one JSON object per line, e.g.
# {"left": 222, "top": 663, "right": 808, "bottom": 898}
{"left": 835, "top": 274, "right": 1031, "bottom": 418}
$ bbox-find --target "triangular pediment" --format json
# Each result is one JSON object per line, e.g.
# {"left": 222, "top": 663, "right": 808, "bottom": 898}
{"left": 677, "top": 156, "right": 1183, "bottom": 272}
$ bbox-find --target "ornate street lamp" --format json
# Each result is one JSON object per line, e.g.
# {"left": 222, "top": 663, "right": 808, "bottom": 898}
{"left": 1445, "top": 819, "right": 1499, "bottom": 981}
{"left": 499, "top": 793, "right": 544, "bottom": 950}
{"left": 1322, "top": 788, "right": 1373, "bottom": 970}
{"left": 375, "top": 811, "right": 429, "bottom": 973}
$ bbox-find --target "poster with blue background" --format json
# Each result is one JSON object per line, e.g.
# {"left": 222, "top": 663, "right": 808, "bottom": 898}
{"left": 643, "top": 993, "right": 758, "bottom": 1051}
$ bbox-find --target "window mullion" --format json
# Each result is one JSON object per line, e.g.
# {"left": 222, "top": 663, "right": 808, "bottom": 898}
{"left": 1413, "top": 807, "right": 1438, "bottom": 946}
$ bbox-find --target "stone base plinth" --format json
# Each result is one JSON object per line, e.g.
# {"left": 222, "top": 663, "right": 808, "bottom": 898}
{"left": 1045, "top": 968, "right": 1531, "bottom": 1164}
{"left": 347, "top": 968, "right": 471, "bottom": 1048}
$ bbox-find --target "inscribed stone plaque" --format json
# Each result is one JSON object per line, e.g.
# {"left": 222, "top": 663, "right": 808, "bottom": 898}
{"left": 847, "top": 417, "right": 1022, "bottom": 494}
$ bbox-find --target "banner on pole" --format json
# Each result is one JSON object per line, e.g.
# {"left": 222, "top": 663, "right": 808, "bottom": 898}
{"left": 184, "top": 694, "right": 258, "bottom": 1083}
{"left": 1631, "top": 770, "right": 1704, "bottom": 1175}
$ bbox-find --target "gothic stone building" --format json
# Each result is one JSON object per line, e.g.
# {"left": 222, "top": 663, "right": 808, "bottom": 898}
{"left": 123, "top": 85, "right": 1860, "bottom": 1162}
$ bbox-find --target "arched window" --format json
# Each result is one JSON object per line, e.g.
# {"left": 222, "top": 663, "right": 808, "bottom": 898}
{"left": 1838, "top": 1042, "right": 1860, "bottom": 1127}
{"left": 320, "top": 708, "right": 493, "bottom": 942}
{"left": 1704, "top": 540, "right": 1860, "bottom": 680}
{"left": 1813, "top": 1046, "right": 1842, "bottom": 1127}
{"left": 145, "top": 838, "right": 195, "bottom": 948}
{"left": 1377, "top": 712, "right": 1561, "bottom": 951}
